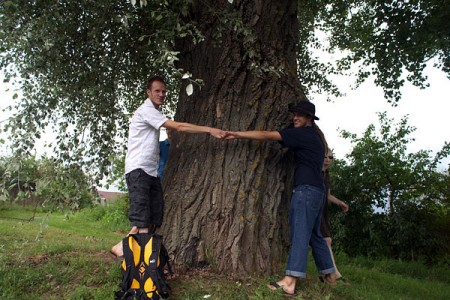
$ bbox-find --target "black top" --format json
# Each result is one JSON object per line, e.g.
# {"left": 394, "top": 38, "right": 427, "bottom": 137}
{"left": 279, "top": 126, "right": 325, "bottom": 189}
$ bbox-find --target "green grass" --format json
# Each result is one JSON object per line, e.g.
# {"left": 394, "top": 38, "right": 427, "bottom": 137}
{"left": 1, "top": 205, "right": 449, "bottom": 299}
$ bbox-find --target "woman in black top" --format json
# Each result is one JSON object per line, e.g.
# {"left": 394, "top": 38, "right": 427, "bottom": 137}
{"left": 224, "top": 102, "right": 335, "bottom": 295}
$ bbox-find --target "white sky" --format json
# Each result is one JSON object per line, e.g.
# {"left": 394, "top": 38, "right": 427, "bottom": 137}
{"left": 310, "top": 65, "right": 449, "bottom": 169}
{"left": 1, "top": 65, "right": 449, "bottom": 169}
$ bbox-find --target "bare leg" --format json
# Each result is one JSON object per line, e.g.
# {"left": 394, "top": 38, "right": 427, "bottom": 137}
{"left": 319, "top": 237, "right": 350, "bottom": 285}
{"left": 110, "top": 226, "right": 148, "bottom": 257}
{"left": 138, "top": 227, "right": 149, "bottom": 234}
{"left": 324, "top": 237, "right": 342, "bottom": 279}
{"left": 128, "top": 226, "right": 139, "bottom": 235}
{"left": 322, "top": 237, "right": 341, "bottom": 282}
{"left": 111, "top": 240, "right": 124, "bottom": 258}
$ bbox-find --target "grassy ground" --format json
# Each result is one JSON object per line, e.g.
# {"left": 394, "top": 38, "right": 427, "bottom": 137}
{"left": 0, "top": 205, "right": 449, "bottom": 299}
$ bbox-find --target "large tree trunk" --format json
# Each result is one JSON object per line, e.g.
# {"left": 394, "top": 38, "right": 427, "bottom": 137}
{"left": 161, "top": 0, "right": 307, "bottom": 276}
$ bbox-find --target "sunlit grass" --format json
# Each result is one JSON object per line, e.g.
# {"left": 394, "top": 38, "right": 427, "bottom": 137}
{"left": 0, "top": 205, "right": 449, "bottom": 299}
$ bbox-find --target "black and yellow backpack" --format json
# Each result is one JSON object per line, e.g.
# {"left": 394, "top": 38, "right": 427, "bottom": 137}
{"left": 115, "top": 233, "right": 172, "bottom": 300}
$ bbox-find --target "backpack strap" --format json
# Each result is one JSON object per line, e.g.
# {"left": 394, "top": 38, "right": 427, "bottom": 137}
{"left": 148, "top": 234, "right": 171, "bottom": 298}
{"left": 160, "top": 243, "right": 174, "bottom": 277}
{"left": 119, "top": 235, "right": 134, "bottom": 293}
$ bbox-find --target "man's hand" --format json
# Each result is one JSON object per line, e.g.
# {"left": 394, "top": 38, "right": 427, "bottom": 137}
{"left": 223, "top": 131, "right": 239, "bottom": 140}
{"left": 209, "top": 127, "right": 226, "bottom": 139}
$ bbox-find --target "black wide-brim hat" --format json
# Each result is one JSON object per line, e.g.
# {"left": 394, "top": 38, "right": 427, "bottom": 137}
{"left": 288, "top": 101, "right": 319, "bottom": 120}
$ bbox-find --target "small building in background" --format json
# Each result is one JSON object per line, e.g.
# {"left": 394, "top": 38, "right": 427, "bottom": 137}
{"left": 96, "top": 190, "right": 126, "bottom": 206}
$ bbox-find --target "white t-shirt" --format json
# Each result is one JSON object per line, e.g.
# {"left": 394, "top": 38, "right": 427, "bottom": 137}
{"left": 125, "top": 99, "right": 168, "bottom": 176}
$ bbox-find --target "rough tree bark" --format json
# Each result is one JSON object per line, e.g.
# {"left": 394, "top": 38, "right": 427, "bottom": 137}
{"left": 161, "top": 0, "right": 308, "bottom": 276}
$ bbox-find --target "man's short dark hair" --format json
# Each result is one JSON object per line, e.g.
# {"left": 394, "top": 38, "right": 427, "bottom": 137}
{"left": 146, "top": 76, "right": 166, "bottom": 90}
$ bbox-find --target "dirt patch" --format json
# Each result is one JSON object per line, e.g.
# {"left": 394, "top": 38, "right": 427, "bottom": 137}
{"left": 28, "top": 253, "right": 51, "bottom": 267}
{"left": 113, "top": 230, "right": 128, "bottom": 235}
{"left": 94, "top": 250, "right": 122, "bottom": 264}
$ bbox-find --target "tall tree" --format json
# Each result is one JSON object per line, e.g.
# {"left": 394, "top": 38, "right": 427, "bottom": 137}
{"left": 1, "top": 0, "right": 449, "bottom": 274}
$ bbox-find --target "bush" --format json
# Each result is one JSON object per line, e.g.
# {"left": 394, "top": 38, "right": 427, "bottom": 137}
{"left": 100, "top": 194, "right": 129, "bottom": 232}
{"left": 0, "top": 155, "right": 97, "bottom": 211}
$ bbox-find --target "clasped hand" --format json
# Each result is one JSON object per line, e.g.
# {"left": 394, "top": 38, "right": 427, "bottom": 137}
{"left": 209, "top": 128, "right": 238, "bottom": 140}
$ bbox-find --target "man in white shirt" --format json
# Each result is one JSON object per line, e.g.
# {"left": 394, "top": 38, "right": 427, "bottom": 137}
{"left": 111, "top": 76, "right": 224, "bottom": 257}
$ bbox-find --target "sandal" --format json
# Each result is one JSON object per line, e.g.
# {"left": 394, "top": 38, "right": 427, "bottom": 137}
{"left": 336, "top": 276, "right": 351, "bottom": 286}
{"left": 267, "top": 282, "right": 297, "bottom": 297}
{"left": 319, "top": 275, "right": 336, "bottom": 286}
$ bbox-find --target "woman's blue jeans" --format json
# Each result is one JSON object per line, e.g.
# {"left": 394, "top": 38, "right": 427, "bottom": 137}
{"left": 286, "top": 185, "right": 335, "bottom": 278}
